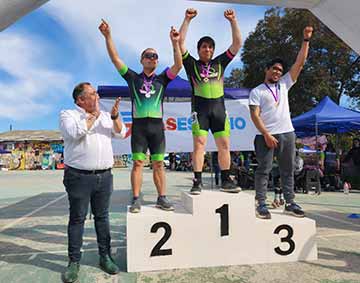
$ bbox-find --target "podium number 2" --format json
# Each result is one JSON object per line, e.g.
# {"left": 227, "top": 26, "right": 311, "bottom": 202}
{"left": 150, "top": 222, "right": 172, "bottom": 257}
{"left": 274, "top": 224, "right": 295, "bottom": 256}
{"left": 215, "top": 204, "right": 229, "bottom": 236}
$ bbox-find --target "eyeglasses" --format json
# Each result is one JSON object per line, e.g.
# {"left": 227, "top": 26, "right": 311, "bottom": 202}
{"left": 272, "top": 66, "right": 283, "bottom": 73}
{"left": 142, "top": 53, "right": 159, "bottom": 60}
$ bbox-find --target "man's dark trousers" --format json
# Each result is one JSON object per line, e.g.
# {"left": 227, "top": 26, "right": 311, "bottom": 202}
{"left": 63, "top": 167, "right": 113, "bottom": 262}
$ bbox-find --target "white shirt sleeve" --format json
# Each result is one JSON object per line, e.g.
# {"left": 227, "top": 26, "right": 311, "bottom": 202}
{"left": 248, "top": 88, "right": 261, "bottom": 106}
{"left": 112, "top": 121, "right": 127, "bottom": 139}
{"left": 59, "top": 110, "right": 88, "bottom": 140}
{"left": 280, "top": 72, "right": 295, "bottom": 91}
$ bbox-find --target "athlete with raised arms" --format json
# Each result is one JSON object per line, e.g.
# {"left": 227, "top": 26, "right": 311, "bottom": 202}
{"left": 99, "top": 19, "right": 182, "bottom": 212}
{"left": 179, "top": 8, "right": 242, "bottom": 194}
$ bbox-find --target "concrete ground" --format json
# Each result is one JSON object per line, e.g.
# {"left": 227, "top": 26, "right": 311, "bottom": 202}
{"left": 0, "top": 168, "right": 359, "bottom": 283}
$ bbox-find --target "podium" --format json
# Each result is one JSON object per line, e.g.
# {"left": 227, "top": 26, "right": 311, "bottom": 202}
{"left": 127, "top": 191, "right": 317, "bottom": 272}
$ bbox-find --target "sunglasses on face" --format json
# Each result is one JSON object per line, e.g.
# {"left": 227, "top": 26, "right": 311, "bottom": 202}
{"left": 142, "top": 53, "right": 159, "bottom": 60}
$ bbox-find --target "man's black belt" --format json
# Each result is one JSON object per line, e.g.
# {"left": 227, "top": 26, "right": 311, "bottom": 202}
{"left": 66, "top": 165, "right": 111, "bottom": 175}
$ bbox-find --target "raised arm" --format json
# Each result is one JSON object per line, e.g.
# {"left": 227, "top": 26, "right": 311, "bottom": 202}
{"left": 224, "top": 9, "right": 242, "bottom": 55}
{"left": 289, "top": 26, "right": 313, "bottom": 82}
{"left": 249, "top": 105, "right": 278, "bottom": 149}
{"left": 169, "top": 26, "right": 182, "bottom": 76}
{"left": 110, "top": 97, "right": 124, "bottom": 135}
{"left": 99, "top": 19, "right": 126, "bottom": 72}
{"left": 179, "top": 8, "right": 197, "bottom": 55}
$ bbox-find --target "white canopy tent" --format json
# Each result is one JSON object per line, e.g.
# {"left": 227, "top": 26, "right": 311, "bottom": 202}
{"left": 0, "top": 0, "right": 359, "bottom": 54}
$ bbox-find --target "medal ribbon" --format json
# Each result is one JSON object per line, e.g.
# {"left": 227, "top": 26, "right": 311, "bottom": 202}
{"left": 264, "top": 83, "right": 279, "bottom": 103}
{"left": 200, "top": 63, "right": 211, "bottom": 79}
{"left": 142, "top": 73, "right": 155, "bottom": 93}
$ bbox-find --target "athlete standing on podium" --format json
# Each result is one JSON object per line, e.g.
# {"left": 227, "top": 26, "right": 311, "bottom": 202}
{"left": 249, "top": 26, "right": 314, "bottom": 219}
{"left": 99, "top": 20, "right": 182, "bottom": 213}
{"left": 179, "top": 8, "right": 242, "bottom": 194}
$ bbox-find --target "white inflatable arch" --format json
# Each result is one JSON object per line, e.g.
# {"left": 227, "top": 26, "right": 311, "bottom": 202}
{"left": 0, "top": 0, "right": 359, "bottom": 54}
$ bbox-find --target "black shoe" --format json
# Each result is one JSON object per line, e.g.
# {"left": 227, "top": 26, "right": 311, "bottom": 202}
{"left": 284, "top": 202, "right": 305, "bottom": 217}
{"left": 156, "top": 196, "right": 174, "bottom": 211}
{"left": 62, "top": 261, "right": 80, "bottom": 283}
{"left": 99, "top": 255, "right": 120, "bottom": 275}
{"left": 129, "top": 197, "right": 141, "bottom": 213}
{"left": 255, "top": 203, "right": 271, "bottom": 219}
{"left": 190, "top": 179, "right": 203, "bottom": 195}
{"left": 220, "top": 178, "right": 241, "bottom": 193}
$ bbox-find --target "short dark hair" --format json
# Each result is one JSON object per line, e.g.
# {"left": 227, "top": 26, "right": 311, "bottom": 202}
{"left": 72, "top": 82, "right": 90, "bottom": 103}
{"left": 197, "top": 36, "right": 215, "bottom": 51}
{"left": 265, "top": 58, "right": 286, "bottom": 70}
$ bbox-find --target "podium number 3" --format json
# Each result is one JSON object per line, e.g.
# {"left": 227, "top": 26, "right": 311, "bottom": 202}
{"left": 274, "top": 224, "right": 295, "bottom": 256}
{"left": 150, "top": 222, "right": 172, "bottom": 257}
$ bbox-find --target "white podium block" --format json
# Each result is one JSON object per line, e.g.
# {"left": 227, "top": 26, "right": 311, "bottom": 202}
{"left": 127, "top": 191, "right": 317, "bottom": 272}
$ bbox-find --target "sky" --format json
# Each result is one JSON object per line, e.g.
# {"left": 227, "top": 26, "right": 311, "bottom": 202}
{"left": 0, "top": 0, "right": 352, "bottom": 133}
{"left": 0, "top": 0, "right": 269, "bottom": 132}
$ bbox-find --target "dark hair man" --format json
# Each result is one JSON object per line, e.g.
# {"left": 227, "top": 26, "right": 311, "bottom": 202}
{"left": 179, "top": 8, "right": 242, "bottom": 194}
{"left": 249, "top": 26, "right": 314, "bottom": 219}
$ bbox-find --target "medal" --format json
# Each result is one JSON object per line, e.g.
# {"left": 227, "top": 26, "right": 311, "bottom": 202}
{"left": 200, "top": 63, "right": 211, "bottom": 83}
{"left": 141, "top": 73, "right": 155, "bottom": 98}
{"left": 264, "top": 83, "right": 280, "bottom": 106}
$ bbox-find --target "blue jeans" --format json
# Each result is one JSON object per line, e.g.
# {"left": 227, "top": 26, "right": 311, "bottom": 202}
{"left": 254, "top": 132, "right": 296, "bottom": 204}
{"left": 63, "top": 167, "right": 113, "bottom": 262}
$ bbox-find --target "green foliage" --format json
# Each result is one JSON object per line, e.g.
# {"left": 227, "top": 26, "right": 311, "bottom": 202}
{"left": 224, "top": 68, "right": 245, "bottom": 88}
{"left": 241, "top": 8, "right": 360, "bottom": 115}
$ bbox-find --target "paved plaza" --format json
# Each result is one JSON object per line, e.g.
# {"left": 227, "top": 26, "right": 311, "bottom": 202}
{"left": 0, "top": 169, "right": 359, "bottom": 283}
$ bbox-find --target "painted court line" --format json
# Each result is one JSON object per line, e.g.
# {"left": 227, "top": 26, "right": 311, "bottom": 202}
{"left": 310, "top": 211, "right": 360, "bottom": 228}
{"left": 0, "top": 246, "right": 126, "bottom": 258}
{"left": 0, "top": 193, "right": 67, "bottom": 233}
{"left": 318, "top": 231, "right": 360, "bottom": 240}
{"left": 300, "top": 202, "right": 360, "bottom": 209}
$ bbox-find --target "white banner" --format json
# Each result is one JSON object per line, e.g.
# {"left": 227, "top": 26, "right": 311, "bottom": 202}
{"left": 100, "top": 99, "right": 257, "bottom": 155}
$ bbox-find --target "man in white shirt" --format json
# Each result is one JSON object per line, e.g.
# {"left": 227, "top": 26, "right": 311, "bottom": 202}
{"left": 249, "top": 26, "right": 313, "bottom": 219}
{"left": 59, "top": 82, "right": 126, "bottom": 283}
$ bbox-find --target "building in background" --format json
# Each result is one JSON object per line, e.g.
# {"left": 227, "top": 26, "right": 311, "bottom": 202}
{"left": 0, "top": 130, "right": 64, "bottom": 170}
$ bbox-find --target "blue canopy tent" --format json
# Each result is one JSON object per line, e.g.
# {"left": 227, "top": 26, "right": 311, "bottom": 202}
{"left": 292, "top": 96, "right": 360, "bottom": 137}
{"left": 98, "top": 75, "right": 250, "bottom": 99}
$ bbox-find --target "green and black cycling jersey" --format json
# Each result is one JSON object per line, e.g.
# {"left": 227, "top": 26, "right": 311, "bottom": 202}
{"left": 182, "top": 49, "right": 235, "bottom": 137}
{"left": 118, "top": 65, "right": 176, "bottom": 119}
{"left": 182, "top": 49, "right": 235, "bottom": 105}
{"left": 118, "top": 65, "right": 176, "bottom": 160}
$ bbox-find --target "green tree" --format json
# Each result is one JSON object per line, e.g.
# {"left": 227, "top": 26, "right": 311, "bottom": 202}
{"left": 241, "top": 8, "right": 360, "bottom": 115}
{"left": 224, "top": 68, "right": 245, "bottom": 88}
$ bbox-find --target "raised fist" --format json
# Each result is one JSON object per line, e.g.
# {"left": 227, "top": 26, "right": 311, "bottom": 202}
{"left": 170, "top": 26, "right": 180, "bottom": 43}
{"left": 224, "top": 9, "right": 236, "bottom": 22}
{"left": 303, "top": 26, "right": 313, "bottom": 40}
{"left": 99, "top": 19, "right": 111, "bottom": 37}
{"left": 185, "top": 8, "right": 197, "bottom": 20}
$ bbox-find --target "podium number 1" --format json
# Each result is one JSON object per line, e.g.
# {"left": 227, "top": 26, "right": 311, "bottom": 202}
{"left": 215, "top": 204, "right": 229, "bottom": 236}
